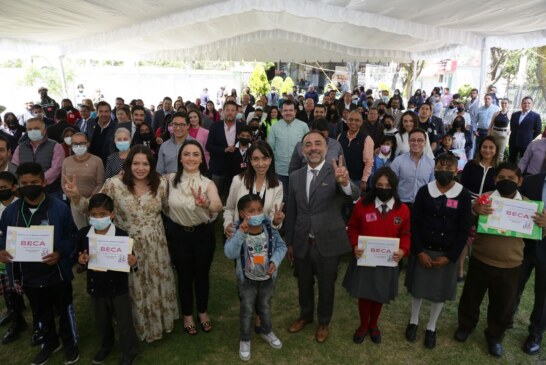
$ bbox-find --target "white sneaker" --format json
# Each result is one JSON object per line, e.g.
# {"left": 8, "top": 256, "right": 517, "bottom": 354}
{"left": 239, "top": 340, "right": 251, "bottom": 361}
{"left": 261, "top": 331, "right": 282, "bottom": 349}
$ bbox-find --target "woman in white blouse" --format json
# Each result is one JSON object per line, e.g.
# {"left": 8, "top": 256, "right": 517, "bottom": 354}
{"left": 223, "top": 141, "right": 284, "bottom": 238}
{"left": 167, "top": 140, "right": 222, "bottom": 335}
{"left": 396, "top": 111, "right": 434, "bottom": 159}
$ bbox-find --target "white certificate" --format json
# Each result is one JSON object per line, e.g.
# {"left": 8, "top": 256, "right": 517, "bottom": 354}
{"left": 486, "top": 197, "right": 539, "bottom": 235}
{"left": 6, "top": 226, "right": 54, "bottom": 262}
{"left": 357, "top": 236, "right": 399, "bottom": 267}
{"left": 88, "top": 236, "right": 133, "bottom": 273}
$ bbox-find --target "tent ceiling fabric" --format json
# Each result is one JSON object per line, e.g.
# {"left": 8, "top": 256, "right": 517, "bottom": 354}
{"left": 1, "top": 0, "right": 545, "bottom": 62}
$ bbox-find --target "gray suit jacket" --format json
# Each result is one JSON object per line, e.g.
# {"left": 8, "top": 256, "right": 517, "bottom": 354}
{"left": 285, "top": 162, "right": 359, "bottom": 259}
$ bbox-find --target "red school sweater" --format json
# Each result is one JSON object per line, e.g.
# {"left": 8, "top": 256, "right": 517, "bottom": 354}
{"left": 347, "top": 199, "right": 411, "bottom": 256}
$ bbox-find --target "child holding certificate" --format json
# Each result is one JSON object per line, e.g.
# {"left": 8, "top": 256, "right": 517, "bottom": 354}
{"left": 76, "top": 193, "right": 139, "bottom": 365}
{"left": 455, "top": 162, "right": 525, "bottom": 358}
{"left": 224, "top": 194, "right": 287, "bottom": 362}
{"left": 342, "top": 167, "right": 410, "bottom": 344}
{"left": 404, "top": 153, "right": 472, "bottom": 349}
{"left": 0, "top": 163, "right": 79, "bottom": 365}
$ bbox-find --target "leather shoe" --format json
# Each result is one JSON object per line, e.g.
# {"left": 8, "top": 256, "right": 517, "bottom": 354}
{"left": 424, "top": 330, "right": 436, "bottom": 349}
{"left": 488, "top": 342, "right": 503, "bottom": 357}
{"left": 523, "top": 335, "right": 541, "bottom": 355}
{"left": 315, "top": 325, "right": 329, "bottom": 343}
{"left": 352, "top": 329, "right": 367, "bottom": 344}
{"left": 453, "top": 327, "right": 471, "bottom": 342}
{"left": 370, "top": 328, "right": 381, "bottom": 344}
{"left": 405, "top": 323, "right": 418, "bottom": 343}
{"left": 2, "top": 316, "right": 27, "bottom": 344}
{"left": 288, "top": 319, "right": 312, "bottom": 333}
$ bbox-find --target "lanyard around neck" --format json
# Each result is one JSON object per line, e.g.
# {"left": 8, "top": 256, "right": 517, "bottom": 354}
{"left": 20, "top": 199, "right": 45, "bottom": 228}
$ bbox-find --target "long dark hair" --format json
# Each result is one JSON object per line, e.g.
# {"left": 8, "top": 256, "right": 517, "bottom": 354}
{"left": 241, "top": 141, "right": 279, "bottom": 190}
{"left": 121, "top": 145, "right": 161, "bottom": 196}
{"left": 172, "top": 140, "right": 209, "bottom": 188}
{"left": 361, "top": 167, "right": 401, "bottom": 208}
{"left": 399, "top": 111, "right": 418, "bottom": 135}
{"left": 448, "top": 116, "right": 467, "bottom": 133}
{"left": 472, "top": 135, "right": 499, "bottom": 167}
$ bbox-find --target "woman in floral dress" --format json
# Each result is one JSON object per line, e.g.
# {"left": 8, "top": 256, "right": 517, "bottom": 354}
{"left": 65, "top": 145, "right": 179, "bottom": 342}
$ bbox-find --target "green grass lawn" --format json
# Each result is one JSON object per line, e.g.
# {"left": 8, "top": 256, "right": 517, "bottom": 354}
{"left": 0, "top": 230, "right": 543, "bottom": 365}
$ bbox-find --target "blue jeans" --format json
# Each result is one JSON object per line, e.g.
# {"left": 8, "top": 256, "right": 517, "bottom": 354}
{"left": 238, "top": 278, "right": 275, "bottom": 341}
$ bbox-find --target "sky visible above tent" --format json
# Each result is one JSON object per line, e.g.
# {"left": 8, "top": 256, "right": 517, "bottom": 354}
{"left": 1, "top": 0, "right": 545, "bottom": 62}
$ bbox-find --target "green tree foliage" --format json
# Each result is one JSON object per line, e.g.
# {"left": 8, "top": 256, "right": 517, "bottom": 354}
{"left": 248, "top": 64, "right": 270, "bottom": 97}
{"left": 458, "top": 83, "right": 473, "bottom": 98}
{"left": 281, "top": 76, "right": 295, "bottom": 95}
{"left": 21, "top": 63, "right": 74, "bottom": 100}
{"left": 270, "top": 76, "right": 284, "bottom": 92}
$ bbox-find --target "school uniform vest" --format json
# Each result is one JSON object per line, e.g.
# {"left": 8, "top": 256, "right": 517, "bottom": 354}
{"left": 18, "top": 138, "right": 60, "bottom": 192}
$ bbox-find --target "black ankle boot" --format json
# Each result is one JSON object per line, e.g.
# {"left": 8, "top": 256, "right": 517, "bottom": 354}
{"left": 1, "top": 292, "right": 27, "bottom": 344}
{"left": 0, "top": 293, "right": 14, "bottom": 327}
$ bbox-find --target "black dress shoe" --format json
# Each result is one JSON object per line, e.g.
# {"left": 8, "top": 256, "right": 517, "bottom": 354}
{"left": 370, "top": 328, "right": 381, "bottom": 344}
{"left": 523, "top": 335, "right": 541, "bottom": 355}
{"left": 352, "top": 329, "right": 367, "bottom": 344}
{"left": 453, "top": 327, "right": 471, "bottom": 342}
{"left": 0, "top": 310, "right": 14, "bottom": 327}
{"left": 488, "top": 342, "right": 503, "bottom": 357}
{"left": 405, "top": 323, "right": 418, "bottom": 342}
{"left": 424, "top": 330, "right": 436, "bottom": 349}
{"left": 2, "top": 315, "right": 27, "bottom": 344}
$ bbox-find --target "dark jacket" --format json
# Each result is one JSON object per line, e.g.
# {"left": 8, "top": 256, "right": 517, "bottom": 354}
{"left": 76, "top": 225, "right": 132, "bottom": 297}
{"left": 0, "top": 196, "right": 77, "bottom": 287}
{"left": 205, "top": 121, "right": 244, "bottom": 176}
{"left": 509, "top": 110, "right": 542, "bottom": 148}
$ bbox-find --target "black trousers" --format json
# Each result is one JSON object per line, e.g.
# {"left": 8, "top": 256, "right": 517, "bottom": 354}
{"left": 170, "top": 222, "right": 215, "bottom": 316}
{"left": 24, "top": 281, "right": 78, "bottom": 349}
{"left": 91, "top": 293, "right": 138, "bottom": 358}
{"left": 295, "top": 243, "right": 339, "bottom": 326}
{"left": 508, "top": 142, "right": 526, "bottom": 163}
{"left": 514, "top": 240, "right": 546, "bottom": 337}
{"left": 458, "top": 257, "right": 521, "bottom": 342}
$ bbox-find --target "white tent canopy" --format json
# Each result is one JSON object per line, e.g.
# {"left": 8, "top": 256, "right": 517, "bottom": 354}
{"left": 1, "top": 0, "right": 546, "bottom": 62}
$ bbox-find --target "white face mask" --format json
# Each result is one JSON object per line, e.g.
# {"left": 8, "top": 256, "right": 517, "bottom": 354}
{"left": 64, "top": 136, "right": 72, "bottom": 145}
{"left": 72, "top": 145, "right": 87, "bottom": 157}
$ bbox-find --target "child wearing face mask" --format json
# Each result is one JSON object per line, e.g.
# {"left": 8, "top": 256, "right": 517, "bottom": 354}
{"left": 404, "top": 153, "right": 472, "bottom": 350}
{"left": 224, "top": 194, "right": 287, "bottom": 362}
{"left": 76, "top": 193, "right": 139, "bottom": 365}
{"left": 371, "top": 135, "right": 397, "bottom": 179}
{"left": 225, "top": 125, "right": 253, "bottom": 187}
{"left": 455, "top": 162, "right": 526, "bottom": 357}
{"left": 343, "top": 167, "right": 410, "bottom": 345}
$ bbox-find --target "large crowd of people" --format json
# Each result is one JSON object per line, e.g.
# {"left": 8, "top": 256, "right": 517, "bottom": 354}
{"left": 0, "top": 83, "right": 544, "bottom": 364}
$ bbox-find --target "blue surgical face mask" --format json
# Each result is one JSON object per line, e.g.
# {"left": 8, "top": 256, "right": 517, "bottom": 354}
{"left": 115, "top": 141, "right": 130, "bottom": 152}
{"left": 89, "top": 216, "right": 112, "bottom": 231}
{"left": 248, "top": 213, "right": 265, "bottom": 226}
{"left": 236, "top": 112, "right": 243, "bottom": 120}
{"left": 27, "top": 129, "right": 43, "bottom": 142}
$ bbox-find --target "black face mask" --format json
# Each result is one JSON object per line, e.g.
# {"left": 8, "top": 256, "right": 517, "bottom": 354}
{"left": 435, "top": 171, "right": 454, "bottom": 186}
{"left": 449, "top": 105, "right": 455, "bottom": 109}
{"left": 140, "top": 132, "right": 152, "bottom": 141}
{"left": 239, "top": 138, "right": 251, "bottom": 146}
{"left": 457, "top": 107, "right": 465, "bottom": 113}
{"left": 378, "top": 109, "right": 386, "bottom": 115}
{"left": 18, "top": 185, "right": 43, "bottom": 201}
{"left": 376, "top": 188, "right": 394, "bottom": 202}
{"left": 0, "top": 189, "right": 13, "bottom": 201}
{"left": 250, "top": 125, "right": 259, "bottom": 131}
{"left": 384, "top": 124, "right": 393, "bottom": 130}
{"left": 496, "top": 179, "right": 518, "bottom": 196}
{"left": 452, "top": 123, "right": 462, "bottom": 130}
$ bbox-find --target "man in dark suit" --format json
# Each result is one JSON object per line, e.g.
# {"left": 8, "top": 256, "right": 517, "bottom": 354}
{"left": 205, "top": 100, "right": 243, "bottom": 197}
{"left": 509, "top": 96, "right": 542, "bottom": 162}
{"left": 152, "top": 96, "right": 174, "bottom": 132}
{"left": 514, "top": 172, "right": 546, "bottom": 355}
{"left": 296, "top": 98, "right": 315, "bottom": 126}
{"left": 75, "top": 104, "right": 96, "bottom": 140}
{"left": 88, "top": 101, "right": 118, "bottom": 165}
{"left": 46, "top": 109, "right": 79, "bottom": 143}
{"left": 285, "top": 131, "right": 359, "bottom": 343}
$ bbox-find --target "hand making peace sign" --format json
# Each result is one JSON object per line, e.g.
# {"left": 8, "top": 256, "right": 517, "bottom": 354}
{"left": 272, "top": 203, "right": 285, "bottom": 226}
{"left": 63, "top": 174, "right": 82, "bottom": 204}
{"left": 332, "top": 155, "right": 349, "bottom": 187}
{"left": 190, "top": 185, "right": 210, "bottom": 209}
